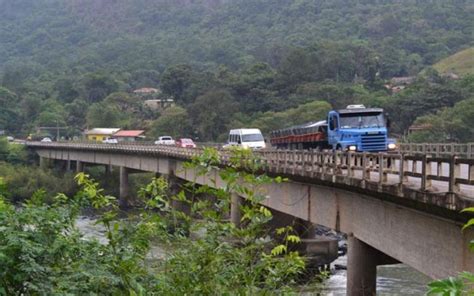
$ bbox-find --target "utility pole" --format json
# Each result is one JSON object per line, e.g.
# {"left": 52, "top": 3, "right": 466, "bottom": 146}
{"left": 56, "top": 119, "right": 60, "bottom": 141}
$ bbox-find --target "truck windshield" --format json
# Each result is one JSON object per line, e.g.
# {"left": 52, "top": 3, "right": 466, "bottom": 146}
{"left": 242, "top": 134, "right": 264, "bottom": 142}
{"left": 339, "top": 112, "right": 385, "bottom": 129}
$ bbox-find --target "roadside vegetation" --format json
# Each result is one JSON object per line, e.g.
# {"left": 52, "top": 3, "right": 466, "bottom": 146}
{"left": 0, "top": 148, "right": 317, "bottom": 294}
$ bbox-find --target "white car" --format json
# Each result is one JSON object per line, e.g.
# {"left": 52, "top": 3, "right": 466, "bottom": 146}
{"left": 226, "top": 128, "right": 266, "bottom": 149}
{"left": 154, "top": 136, "right": 175, "bottom": 145}
{"left": 40, "top": 137, "right": 52, "bottom": 143}
{"left": 103, "top": 137, "right": 119, "bottom": 144}
{"left": 6, "top": 136, "right": 14, "bottom": 142}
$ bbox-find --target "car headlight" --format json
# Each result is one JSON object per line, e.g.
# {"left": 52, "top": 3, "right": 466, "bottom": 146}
{"left": 348, "top": 145, "right": 357, "bottom": 151}
{"left": 388, "top": 143, "right": 397, "bottom": 150}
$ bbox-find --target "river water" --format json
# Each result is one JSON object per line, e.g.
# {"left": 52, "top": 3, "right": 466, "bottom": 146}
{"left": 76, "top": 217, "right": 431, "bottom": 295}
{"left": 321, "top": 256, "right": 431, "bottom": 295}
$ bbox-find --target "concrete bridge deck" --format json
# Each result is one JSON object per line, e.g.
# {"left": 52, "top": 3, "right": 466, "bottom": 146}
{"left": 27, "top": 141, "right": 474, "bottom": 295}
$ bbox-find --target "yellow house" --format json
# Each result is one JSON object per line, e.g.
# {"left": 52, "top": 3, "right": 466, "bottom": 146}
{"left": 85, "top": 128, "right": 120, "bottom": 142}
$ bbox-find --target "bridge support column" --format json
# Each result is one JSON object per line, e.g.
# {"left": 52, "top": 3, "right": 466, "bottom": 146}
{"left": 230, "top": 193, "right": 243, "bottom": 227}
{"left": 76, "top": 161, "right": 84, "bottom": 173}
{"left": 347, "top": 235, "right": 399, "bottom": 296}
{"left": 39, "top": 156, "right": 48, "bottom": 169}
{"left": 119, "top": 167, "right": 129, "bottom": 209}
{"left": 105, "top": 165, "right": 112, "bottom": 176}
{"left": 165, "top": 173, "right": 191, "bottom": 215}
{"left": 66, "top": 160, "right": 72, "bottom": 172}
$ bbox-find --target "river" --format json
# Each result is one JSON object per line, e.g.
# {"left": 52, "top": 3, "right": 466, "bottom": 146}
{"left": 321, "top": 256, "right": 432, "bottom": 295}
{"left": 77, "top": 216, "right": 432, "bottom": 295}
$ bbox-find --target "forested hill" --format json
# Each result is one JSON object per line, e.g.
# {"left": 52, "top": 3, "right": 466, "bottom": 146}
{"left": 0, "top": 0, "right": 473, "bottom": 143}
{"left": 0, "top": 0, "right": 472, "bottom": 76}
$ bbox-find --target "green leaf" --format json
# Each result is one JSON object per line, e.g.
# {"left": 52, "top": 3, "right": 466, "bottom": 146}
{"left": 259, "top": 206, "right": 272, "bottom": 217}
{"left": 462, "top": 218, "right": 474, "bottom": 231}
{"left": 271, "top": 245, "right": 287, "bottom": 256}
{"left": 276, "top": 227, "right": 286, "bottom": 235}
{"left": 286, "top": 235, "right": 301, "bottom": 244}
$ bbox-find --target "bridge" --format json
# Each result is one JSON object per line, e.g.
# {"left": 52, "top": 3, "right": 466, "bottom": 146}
{"left": 27, "top": 141, "right": 474, "bottom": 295}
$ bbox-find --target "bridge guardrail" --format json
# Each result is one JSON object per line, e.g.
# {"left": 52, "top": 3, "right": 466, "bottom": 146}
{"left": 399, "top": 143, "right": 474, "bottom": 158}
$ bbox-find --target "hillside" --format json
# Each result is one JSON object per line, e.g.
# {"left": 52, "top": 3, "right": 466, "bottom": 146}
{"left": 433, "top": 47, "right": 474, "bottom": 76}
{"left": 0, "top": 0, "right": 472, "bottom": 77}
{"left": 0, "top": 0, "right": 473, "bottom": 142}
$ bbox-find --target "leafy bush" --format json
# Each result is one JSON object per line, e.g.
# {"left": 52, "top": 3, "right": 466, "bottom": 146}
{"left": 0, "top": 163, "right": 77, "bottom": 203}
{"left": 0, "top": 148, "right": 311, "bottom": 294}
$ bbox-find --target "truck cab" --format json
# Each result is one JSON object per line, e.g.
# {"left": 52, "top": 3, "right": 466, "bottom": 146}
{"left": 327, "top": 105, "right": 396, "bottom": 152}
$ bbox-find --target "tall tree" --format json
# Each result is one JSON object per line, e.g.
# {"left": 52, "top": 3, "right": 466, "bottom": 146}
{"left": 188, "top": 90, "right": 238, "bottom": 141}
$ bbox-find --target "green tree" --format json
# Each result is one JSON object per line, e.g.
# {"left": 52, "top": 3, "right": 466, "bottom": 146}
{"left": 149, "top": 106, "right": 192, "bottom": 138}
{"left": 35, "top": 99, "right": 67, "bottom": 128}
{"left": 80, "top": 73, "right": 119, "bottom": 103}
{"left": 188, "top": 89, "right": 238, "bottom": 141}
{"left": 160, "top": 64, "right": 195, "bottom": 104}
{"left": 54, "top": 77, "right": 80, "bottom": 103}
{"left": 0, "top": 87, "right": 20, "bottom": 134}
{"left": 251, "top": 100, "right": 332, "bottom": 134}
{"left": 230, "top": 62, "right": 277, "bottom": 113}
{"left": 86, "top": 102, "right": 128, "bottom": 128}
{"left": 127, "top": 69, "right": 161, "bottom": 89}
{"left": 408, "top": 97, "right": 474, "bottom": 143}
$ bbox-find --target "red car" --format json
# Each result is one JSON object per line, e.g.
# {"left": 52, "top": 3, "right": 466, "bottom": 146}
{"left": 176, "top": 138, "right": 197, "bottom": 148}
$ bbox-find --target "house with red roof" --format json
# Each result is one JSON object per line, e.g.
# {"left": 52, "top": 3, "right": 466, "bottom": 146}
{"left": 113, "top": 130, "right": 145, "bottom": 142}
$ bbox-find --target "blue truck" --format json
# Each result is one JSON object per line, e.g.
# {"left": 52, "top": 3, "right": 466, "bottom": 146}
{"left": 270, "top": 104, "right": 396, "bottom": 152}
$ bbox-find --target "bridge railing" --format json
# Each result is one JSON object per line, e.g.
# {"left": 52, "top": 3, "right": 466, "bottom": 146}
{"left": 27, "top": 142, "right": 474, "bottom": 210}
{"left": 399, "top": 143, "right": 474, "bottom": 158}
{"left": 255, "top": 149, "right": 474, "bottom": 201}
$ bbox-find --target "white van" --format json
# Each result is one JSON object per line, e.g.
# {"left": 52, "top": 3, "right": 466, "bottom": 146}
{"left": 226, "top": 128, "right": 266, "bottom": 149}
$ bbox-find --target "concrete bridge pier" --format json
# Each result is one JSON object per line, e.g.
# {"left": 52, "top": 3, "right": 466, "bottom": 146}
{"left": 39, "top": 156, "right": 49, "bottom": 169}
{"left": 105, "top": 164, "right": 112, "bottom": 176}
{"left": 119, "top": 166, "right": 129, "bottom": 209}
{"left": 347, "top": 235, "right": 399, "bottom": 296}
{"left": 66, "top": 159, "right": 72, "bottom": 172}
{"left": 164, "top": 173, "right": 191, "bottom": 215}
{"left": 76, "top": 161, "right": 84, "bottom": 173}
{"left": 230, "top": 193, "right": 243, "bottom": 227}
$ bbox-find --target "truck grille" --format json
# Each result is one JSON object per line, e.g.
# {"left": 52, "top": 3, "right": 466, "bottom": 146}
{"left": 361, "top": 134, "right": 386, "bottom": 151}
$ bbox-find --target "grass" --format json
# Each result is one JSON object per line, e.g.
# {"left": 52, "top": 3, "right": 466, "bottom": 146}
{"left": 433, "top": 47, "right": 474, "bottom": 76}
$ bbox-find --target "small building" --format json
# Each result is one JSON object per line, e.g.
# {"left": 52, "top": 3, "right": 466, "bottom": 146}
{"left": 133, "top": 87, "right": 160, "bottom": 95}
{"left": 113, "top": 130, "right": 145, "bottom": 142}
{"left": 408, "top": 123, "right": 433, "bottom": 135}
{"left": 144, "top": 98, "right": 175, "bottom": 111}
{"left": 85, "top": 128, "right": 120, "bottom": 142}
{"left": 390, "top": 76, "right": 416, "bottom": 86}
{"left": 442, "top": 72, "right": 460, "bottom": 80}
